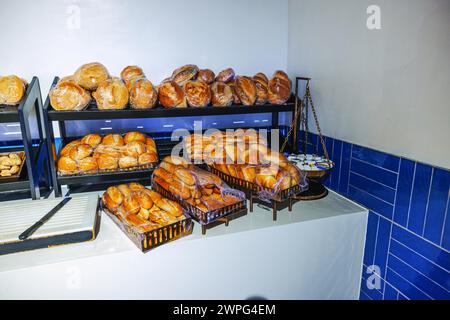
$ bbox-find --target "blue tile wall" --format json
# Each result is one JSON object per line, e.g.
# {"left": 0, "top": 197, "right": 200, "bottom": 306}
{"left": 299, "top": 131, "right": 450, "bottom": 300}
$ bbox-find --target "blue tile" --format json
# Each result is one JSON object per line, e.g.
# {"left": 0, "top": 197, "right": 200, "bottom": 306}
{"left": 386, "top": 268, "right": 431, "bottom": 300}
{"left": 362, "top": 264, "right": 385, "bottom": 293}
{"left": 338, "top": 142, "right": 351, "bottom": 195}
{"left": 364, "top": 212, "right": 379, "bottom": 266}
{"left": 349, "top": 173, "right": 396, "bottom": 204}
{"left": 392, "top": 225, "right": 450, "bottom": 271}
{"left": 408, "top": 163, "right": 433, "bottom": 235}
{"left": 352, "top": 145, "right": 400, "bottom": 172}
{"left": 384, "top": 283, "right": 399, "bottom": 300}
{"left": 330, "top": 140, "right": 342, "bottom": 191}
{"left": 374, "top": 217, "right": 392, "bottom": 279}
{"left": 360, "top": 284, "right": 383, "bottom": 300}
{"left": 350, "top": 158, "right": 398, "bottom": 189}
{"left": 424, "top": 168, "right": 450, "bottom": 245}
{"left": 397, "top": 292, "right": 409, "bottom": 300}
{"left": 394, "top": 159, "right": 415, "bottom": 227}
{"left": 349, "top": 186, "right": 394, "bottom": 220}
{"left": 360, "top": 291, "right": 372, "bottom": 300}
{"left": 443, "top": 204, "right": 450, "bottom": 251}
{"left": 390, "top": 239, "right": 450, "bottom": 291}
{"left": 388, "top": 255, "right": 450, "bottom": 299}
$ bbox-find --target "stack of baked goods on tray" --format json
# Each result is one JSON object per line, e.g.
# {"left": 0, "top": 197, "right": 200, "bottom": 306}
{"left": 101, "top": 182, "right": 193, "bottom": 252}
{"left": 152, "top": 156, "right": 247, "bottom": 233}
{"left": 0, "top": 75, "right": 28, "bottom": 106}
{"left": 0, "top": 152, "right": 25, "bottom": 179}
{"left": 183, "top": 129, "right": 308, "bottom": 206}
{"left": 57, "top": 131, "right": 158, "bottom": 176}
{"left": 48, "top": 62, "right": 292, "bottom": 111}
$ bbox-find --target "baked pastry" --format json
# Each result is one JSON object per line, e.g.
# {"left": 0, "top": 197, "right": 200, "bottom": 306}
{"left": 215, "top": 68, "right": 235, "bottom": 83}
{"left": 129, "top": 78, "right": 157, "bottom": 109}
{"left": 234, "top": 76, "right": 257, "bottom": 106}
{"left": 171, "top": 64, "right": 199, "bottom": 86}
{"left": 57, "top": 156, "right": 78, "bottom": 173}
{"left": 74, "top": 62, "right": 110, "bottom": 91}
{"left": 123, "top": 131, "right": 146, "bottom": 144}
{"left": 158, "top": 81, "right": 186, "bottom": 108}
{"left": 184, "top": 81, "right": 211, "bottom": 107}
{"left": 124, "top": 141, "right": 146, "bottom": 157}
{"left": 0, "top": 75, "right": 26, "bottom": 105}
{"left": 197, "top": 69, "right": 215, "bottom": 84}
{"left": 253, "top": 73, "right": 269, "bottom": 105}
{"left": 97, "top": 154, "right": 119, "bottom": 170}
{"left": 81, "top": 134, "right": 102, "bottom": 148}
{"left": 145, "top": 138, "right": 157, "bottom": 154}
{"left": 49, "top": 76, "right": 91, "bottom": 111}
{"left": 93, "top": 77, "right": 129, "bottom": 110}
{"left": 69, "top": 144, "right": 93, "bottom": 161}
{"left": 210, "top": 82, "right": 233, "bottom": 107}
{"left": 120, "top": 65, "right": 145, "bottom": 90}
{"left": 60, "top": 140, "right": 81, "bottom": 157}
{"left": 119, "top": 156, "right": 138, "bottom": 169}
{"left": 268, "top": 71, "right": 291, "bottom": 105}
{"left": 102, "top": 186, "right": 123, "bottom": 213}
{"left": 79, "top": 157, "right": 98, "bottom": 172}
{"left": 228, "top": 81, "right": 241, "bottom": 104}
{"left": 138, "top": 152, "right": 158, "bottom": 165}
{"left": 102, "top": 134, "right": 125, "bottom": 147}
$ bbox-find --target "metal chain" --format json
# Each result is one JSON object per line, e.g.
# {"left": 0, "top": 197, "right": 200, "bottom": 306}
{"left": 280, "top": 98, "right": 301, "bottom": 153}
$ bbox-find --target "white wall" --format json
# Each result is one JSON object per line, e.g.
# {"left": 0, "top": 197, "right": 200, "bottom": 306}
{"left": 288, "top": 0, "right": 450, "bottom": 169}
{"left": 0, "top": 0, "right": 288, "bottom": 95}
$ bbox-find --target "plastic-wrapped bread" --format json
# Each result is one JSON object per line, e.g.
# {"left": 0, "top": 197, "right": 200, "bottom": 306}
{"left": 0, "top": 75, "right": 27, "bottom": 105}
{"left": 93, "top": 77, "right": 129, "bottom": 110}
{"left": 228, "top": 81, "right": 241, "bottom": 104}
{"left": 215, "top": 68, "right": 235, "bottom": 83}
{"left": 129, "top": 78, "right": 157, "bottom": 109}
{"left": 210, "top": 82, "right": 233, "bottom": 107}
{"left": 197, "top": 69, "right": 215, "bottom": 84}
{"left": 158, "top": 81, "right": 186, "bottom": 108}
{"left": 234, "top": 76, "right": 257, "bottom": 106}
{"left": 74, "top": 62, "right": 110, "bottom": 91}
{"left": 171, "top": 64, "right": 199, "bottom": 86}
{"left": 120, "top": 65, "right": 145, "bottom": 90}
{"left": 184, "top": 80, "right": 211, "bottom": 107}
{"left": 268, "top": 70, "right": 291, "bottom": 105}
{"left": 253, "top": 73, "right": 269, "bottom": 105}
{"left": 49, "top": 76, "right": 91, "bottom": 111}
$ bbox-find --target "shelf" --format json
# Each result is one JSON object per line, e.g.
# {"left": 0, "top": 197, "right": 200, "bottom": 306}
{"left": 57, "top": 168, "right": 154, "bottom": 187}
{"left": 0, "top": 105, "right": 20, "bottom": 123}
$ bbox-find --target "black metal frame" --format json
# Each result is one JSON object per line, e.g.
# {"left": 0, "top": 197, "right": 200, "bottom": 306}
{"left": 0, "top": 77, "right": 52, "bottom": 200}
{"left": 43, "top": 76, "right": 301, "bottom": 197}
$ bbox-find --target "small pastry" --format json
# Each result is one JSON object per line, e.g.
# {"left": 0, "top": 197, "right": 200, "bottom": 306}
{"left": 69, "top": 144, "right": 93, "bottom": 161}
{"left": 125, "top": 141, "right": 147, "bottom": 157}
{"left": 102, "top": 134, "right": 125, "bottom": 147}
{"left": 79, "top": 157, "right": 98, "bottom": 172}
{"left": 60, "top": 140, "right": 82, "bottom": 157}
{"left": 58, "top": 156, "right": 78, "bottom": 173}
{"left": 97, "top": 154, "right": 118, "bottom": 170}
{"left": 118, "top": 156, "right": 138, "bottom": 169}
{"left": 81, "top": 134, "right": 102, "bottom": 148}
{"left": 138, "top": 152, "right": 158, "bottom": 165}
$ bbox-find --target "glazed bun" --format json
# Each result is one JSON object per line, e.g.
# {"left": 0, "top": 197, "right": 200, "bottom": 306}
{"left": 93, "top": 77, "right": 129, "bottom": 110}
{"left": 120, "top": 65, "right": 145, "bottom": 90}
{"left": 124, "top": 131, "right": 146, "bottom": 144}
{"left": 74, "top": 62, "right": 110, "bottom": 91}
{"left": 171, "top": 64, "right": 199, "bottom": 86}
{"left": 97, "top": 154, "right": 118, "bottom": 170}
{"left": 234, "top": 76, "right": 257, "bottom": 106}
{"left": 197, "top": 69, "right": 215, "bottom": 84}
{"left": 49, "top": 76, "right": 91, "bottom": 111}
{"left": 216, "top": 68, "right": 235, "bottom": 83}
{"left": 0, "top": 75, "right": 26, "bottom": 105}
{"left": 81, "top": 134, "right": 102, "bottom": 148}
{"left": 102, "top": 134, "right": 125, "bottom": 147}
{"left": 158, "top": 81, "right": 186, "bottom": 108}
{"left": 253, "top": 73, "right": 269, "bottom": 105}
{"left": 129, "top": 78, "right": 157, "bottom": 109}
{"left": 268, "top": 71, "right": 291, "bottom": 105}
{"left": 210, "top": 81, "right": 233, "bottom": 107}
{"left": 57, "top": 156, "right": 78, "bottom": 173}
{"left": 69, "top": 144, "right": 93, "bottom": 161}
{"left": 184, "top": 81, "right": 211, "bottom": 107}
{"left": 79, "top": 157, "right": 98, "bottom": 172}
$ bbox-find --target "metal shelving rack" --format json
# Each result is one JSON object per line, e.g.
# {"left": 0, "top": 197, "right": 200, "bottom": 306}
{"left": 43, "top": 76, "right": 300, "bottom": 197}
{"left": 0, "top": 77, "right": 52, "bottom": 201}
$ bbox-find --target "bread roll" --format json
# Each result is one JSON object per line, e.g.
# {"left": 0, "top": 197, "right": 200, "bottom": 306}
{"left": 117, "top": 184, "right": 132, "bottom": 197}
{"left": 174, "top": 168, "right": 196, "bottom": 186}
{"left": 0, "top": 75, "right": 26, "bottom": 105}
{"left": 159, "top": 161, "right": 176, "bottom": 174}
{"left": 103, "top": 186, "right": 123, "bottom": 212}
{"left": 97, "top": 154, "right": 118, "bottom": 170}
{"left": 253, "top": 73, "right": 269, "bottom": 105}
{"left": 268, "top": 71, "right": 291, "bottom": 105}
{"left": 138, "top": 152, "right": 158, "bottom": 165}
{"left": 145, "top": 138, "right": 157, "bottom": 154}
{"left": 81, "top": 134, "right": 102, "bottom": 148}
{"left": 154, "top": 167, "right": 173, "bottom": 182}
{"left": 163, "top": 156, "right": 189, "bottom": 167}
{"left": 234, "top": 76, "right": 257, "bottom": 106}
{"left": 210, "top": 82, "right": 233, "bottom": 107}
{"left": 142, "top": 189, "right": 162, "bottom": 203}
{"left": 93, "top": 77, "right": 129, "bottom": 110}
{"left": 158, "top": 81, "right": 186, "bottom": 108}
{"left": 228, "top": 81, "right": 241, "bottom": 104}
{"left": 171, "top": 64, "right": 199, "bottom": 86}
{"left": 120, "top": 65, "right": 145, "bottom": 90}
{"left": 197, "top": 69, "right": 215, "bottom": 84}
{"left": 60, "top": 140, "right": 81, "bottom": 157}
{"left": 102, "top": 134, "right": 125, "bottom": 147}
{"left": 215, "top": 68, "right": 235, "bottom": 83}
{"left": 79, "top": 157, "right": 98, "bottom": 172}
{"left": 129, "top": 78, "right": 157, "bottom": 109}
{"left": 184, "top": 81, "right": 211, "bottom": 107}
{"left": 123, "top": 195, "right": 141, "bottom": 215}
{"left": 49, "top": 77, "right": 91, "bottom": 111}
{"left": 136, "top": 192, "right": 153, "bottom": 210}
{"left": 74, "top": 62, "right": 110, "bottom": 91}
{"left": 169, "top": 179, "right": 191, "bottom": 200}
{"left": 69, "top": 144, "right": 93, "bottom": 161}
{"left": 58, "top": 156, "right": 78, "bottom": 173}
{"left": 155, "top": 198, "right": 183, "bottom": 217}
{"left": 124, "top": 141, "right": 146, "bottom": 157}
{"left": 118, "top": 156, "right": 138, "bottom": 169}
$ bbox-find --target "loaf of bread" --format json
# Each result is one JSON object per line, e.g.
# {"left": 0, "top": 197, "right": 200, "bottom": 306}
{"left": 49, "top": 76, "right": 91, "bottom": 111}
{"left": 197, "top": 69, "right": 215, "bottom": 84}
{"left": 74, "top": 62, "right": 110, "bottom": 91}
{"left": 228, "top": 81, "right": 241, "bottom": 104}
{"left": 268, "top": 70, "right": 291, "bottom": 105}
{"left": 234, "top": 76, "right": 257, "bottom": 106}
{"left": 93, "top": 77, "right": 129, "bottom": 110}
{"left": 158, "top": 81, "right": 186, "bottom": 108}
{"left": 184, "top": 80, "right": 211, "bottom": 107}
{"left": 210, "top": 82, "right": 233, "bottom": 107}
{"left": 120, "top": 65, "right": 145, "bottom": 90}
{"left": 215, "top": 68, "right": 235, "bottom": 83}
{"left": 171, "top": 64, "right": 199, "bottom": 86}
{"left": 0, "top": 75, "right": 27, "bottom": 105}
{"left": 253, "top": 73, "right": 269, "bottom": 105}
{"left": 129, "top": 78, "right": 157, "bottom": 109}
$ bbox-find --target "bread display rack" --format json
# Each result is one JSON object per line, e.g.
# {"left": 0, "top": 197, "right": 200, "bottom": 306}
{"left": 43, "top": 76, "right": 300, "bottom": 197}
{"left": 0, "top": 77, "right": 52, "bottom": 201}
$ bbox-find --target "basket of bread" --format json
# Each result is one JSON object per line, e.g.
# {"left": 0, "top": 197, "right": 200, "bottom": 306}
{"left": 100, "top": 182, "right": 194, "bottom": 252}
{"left": 151, "top": 156, "right": 247, "bottom": 234}
{"left": 57, "top": 131, "right": 158, "bottom": 176}
{"left": 0, "top": 151, "right": 25, "bottom": 181}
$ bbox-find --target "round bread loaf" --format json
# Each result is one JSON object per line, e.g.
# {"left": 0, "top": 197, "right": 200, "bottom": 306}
{"left": 234, "top": 76, "right": 257, "bottom": 106}
{"left": 228, "top": 81, "right": 241, "bottom": 104}
{"left": 81, "top": 134, "right": 102, "bottom": 148}
{"left": 171, "top": 64, "right": 199, "bottom": 86}
{"left": 57, "top": 156, "right": 78, "bottom": 173}
{"left": 210, "top": 81, "right": 233, "bottom": 107}
{"left": 125, "top": 141, "right": 147, "bottom": 157}
{"left": 69, "top": 144, "right": 93, "bottom": 161}
{"left": 253, "top": 73, "right": 269, "bottom": 105}
{"left": 215, "top": 68, "right": 235, "bottom": 83}
{"left": 184, "top": 81, "right": 211, "bottom": 107}
{"left": 124, "top": 131, "right": 146, "bottom": 144}
{"left": 0, "top": 75, "right": 26, "bottom": 105}
{"left": 197, "top": 69, "right": 215, "bottom": 84}
{"left": 158, "top": 81, "right": 186, "bottom": 108}
{"left": 60, "top": 140, "right": 82, "bottom": 157}
{"left": 93, "top": 77, "right": 129, "bottom": 110}
{"left": 102, "top": 134, "right": 125, "bottom": 147}
{"left": 120, "top": 65, "right": 145, "bottom": 90}
{"left": 49, "top": 76, "right": 91, "bottom": 111}
{"left": 129, "top": 78, "right": 157, "bottom": 109}
{"left": 268, "top": 71, "right": 291, "bottom": 105}
{"left": 74, "top": 62, "right": 110, "bottom": 91}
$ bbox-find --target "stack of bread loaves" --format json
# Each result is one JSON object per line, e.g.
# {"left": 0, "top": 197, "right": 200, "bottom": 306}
{"left": 57, "top": 131, "right": 158, "bottom": 175}
{"left": 0, "top": 152, "right": 23, "bottom": 177}
{"left": 0, "top": 75, "right": 28, "bottom": 106}
{"left": 152, "top": 156, "right": 245, "bottom": 214}
{"left": 102, "top": 182, "right": 185, "bottom": 233}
